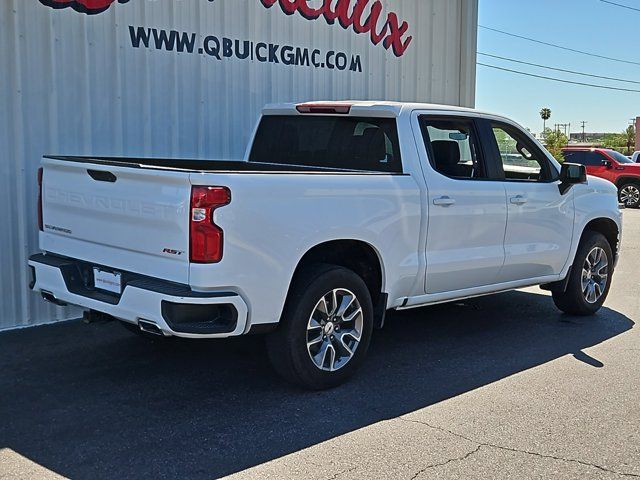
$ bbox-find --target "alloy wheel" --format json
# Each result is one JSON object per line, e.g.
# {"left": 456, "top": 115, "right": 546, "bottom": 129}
{"left": 581, "top": 246, "right": 609, "bottom": 304}
{"left": 620, "top": 185, "right": 640, "bottom": 206}
{"left": 306, "top": 288, "right": 363, "bottom": 372}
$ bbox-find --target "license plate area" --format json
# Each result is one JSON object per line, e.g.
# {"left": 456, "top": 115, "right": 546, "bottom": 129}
{"left": 93, "top": 268, "right": 122, "bottom": 294}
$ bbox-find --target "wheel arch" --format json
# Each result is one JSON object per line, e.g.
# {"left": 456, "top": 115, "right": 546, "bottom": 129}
{"left": 615, "top": 176, "right": 640, "bottom": 188}
{"left": 543, "top": 216, "right": 620, "bottom": 294}
{"left": 582, "top": 217, "right": 620, "bottom": 260}
{"left": 288, "top": 239, "right": 387, "bottom": 326}
{"left": 292, "top": 240, "right": 385, "bottom": 299}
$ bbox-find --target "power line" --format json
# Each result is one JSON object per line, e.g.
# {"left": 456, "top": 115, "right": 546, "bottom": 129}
{"left": 600, "top": 0, "right": 640, "bottom": 13}
{"left": 479, "top": 25, "right": 640, "bottom": 67}
{"left": 478, "top": 52, "right": 640, "bottom": 85}
{"left": 477, "top": 62, "right": 640, "bottom": 93}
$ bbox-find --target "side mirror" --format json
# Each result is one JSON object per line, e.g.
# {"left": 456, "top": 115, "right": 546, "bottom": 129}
{"left": 559, "top": 162, "right": 587, "bottom": 195}
{"left": 602, "top": 160, "right": 612, "bottom": 169}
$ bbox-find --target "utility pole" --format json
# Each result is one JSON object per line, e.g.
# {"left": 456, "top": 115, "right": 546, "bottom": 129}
{"left": 555, "top": 123, "right": 570, "bottom": 137}
{"left": 581, "top": 121, "right": 587, "bottom": 143}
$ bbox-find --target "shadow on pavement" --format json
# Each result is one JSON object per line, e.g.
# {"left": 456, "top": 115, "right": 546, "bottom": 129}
{"left": 0, "top": 289, "right": 633, "bottom": 479}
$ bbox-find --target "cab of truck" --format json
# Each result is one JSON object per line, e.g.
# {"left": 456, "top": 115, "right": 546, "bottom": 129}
{"left": 562, "top": 147, "right": 640, "bottom": 207}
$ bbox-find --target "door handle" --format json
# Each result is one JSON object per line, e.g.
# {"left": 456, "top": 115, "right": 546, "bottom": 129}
{"left": 87, "top": 169, "right": 117, "bottom": 183}
{"left": 433, "top": 196, "right": 456, "bottom": 207}
{"left": 510, "top": 195, "right": 528, "bottom": 205}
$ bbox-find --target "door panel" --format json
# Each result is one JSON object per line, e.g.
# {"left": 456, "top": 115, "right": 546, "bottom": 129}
{"left": 484, "top": 121, "right": 575, "bottom": 282}
{"left": 416, "top": 114, "right": 508, "bottom": 294}
{"left": 584, "top": 152, "right": 614, "bottom": 182}
{"left": 426, "top": 179, "right": 508, "bottom": 292}
{"left": 500, "top": 183, "right": 574, "bottom": 281}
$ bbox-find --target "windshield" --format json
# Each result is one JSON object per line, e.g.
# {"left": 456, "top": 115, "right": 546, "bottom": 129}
{"left": 607, "top": 150, "right": 634, "bottom": 164}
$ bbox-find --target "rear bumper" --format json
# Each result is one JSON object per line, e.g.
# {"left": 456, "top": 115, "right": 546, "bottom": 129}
{"left": 28, "top": 253, "right": 249, "bottom": 338}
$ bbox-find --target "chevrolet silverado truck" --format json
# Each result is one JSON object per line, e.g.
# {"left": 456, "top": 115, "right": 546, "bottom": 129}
{"left": 30, "top": 101, "right": 622, "bottom": 389}
{"left": 562, "top": 146, "right": 640, "bottom": 208}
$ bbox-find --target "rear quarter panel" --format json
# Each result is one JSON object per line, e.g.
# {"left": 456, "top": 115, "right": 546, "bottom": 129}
{"left": 189, "top": 172, "right": 422, "bottom": 328}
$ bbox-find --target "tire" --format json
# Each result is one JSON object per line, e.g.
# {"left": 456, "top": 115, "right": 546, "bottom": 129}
{"left": 552, "top": 231, "right": 613, "bottom": 316}
{"left": 266, "top": 264, "right": 374, "bottom": 390}
{"left": 618, "top": 182, "right": 640, "bottom": 208}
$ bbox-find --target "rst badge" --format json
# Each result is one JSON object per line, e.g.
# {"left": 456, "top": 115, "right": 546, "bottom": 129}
{"left": 162, "top": 248, "right": 184, "bottom": 256}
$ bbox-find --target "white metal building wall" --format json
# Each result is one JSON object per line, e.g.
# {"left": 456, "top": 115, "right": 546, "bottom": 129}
{"left": 0, "top": 0, "right": 478, "bottom": 330}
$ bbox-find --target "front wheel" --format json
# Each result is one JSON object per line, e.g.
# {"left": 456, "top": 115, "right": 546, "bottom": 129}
{"left": 552, "top": 231, "right": 613, "bottom": 316}
{"left": 266, "top": 264, "right": 374, "bottom": 390}
{"left": 618, "top": 183, "right": 640, "bottom": 208}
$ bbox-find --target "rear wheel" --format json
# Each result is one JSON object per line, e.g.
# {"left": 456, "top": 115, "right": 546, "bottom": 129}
{"left": 618, "top": 182, "right": 640, "bottom": 208}
{"left": 552, "top": 231, "right": 613, "bottom": 316}
{"left": 266, "top": 264, "right": 374, "bottom": 390}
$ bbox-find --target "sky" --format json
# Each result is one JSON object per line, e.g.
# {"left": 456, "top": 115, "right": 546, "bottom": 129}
{"left": 476, "top": 0, "right": 640, "bottom": 135}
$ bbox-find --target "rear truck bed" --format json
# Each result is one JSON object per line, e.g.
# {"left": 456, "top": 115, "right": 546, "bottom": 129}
{"left": 30, "top": 154, "right": 368, "bottom": 338}
{"left": 29, "top": 154, "right": 417, "bottom": 339}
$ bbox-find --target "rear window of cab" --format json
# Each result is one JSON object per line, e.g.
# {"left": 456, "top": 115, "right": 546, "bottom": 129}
{"left": 249, "top": 115, "right": 403, "bottom": 173}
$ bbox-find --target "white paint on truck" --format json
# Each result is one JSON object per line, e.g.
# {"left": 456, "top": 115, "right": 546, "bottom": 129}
{"left": 29, "top": 101, "right": 623, "bottom": 388}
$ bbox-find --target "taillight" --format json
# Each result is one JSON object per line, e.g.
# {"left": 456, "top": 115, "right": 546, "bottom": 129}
{"left": 189, "top": 186, "right": 231, "bottom": 263}
{"left": 37, "top": 167, "right": 43, "bottom": 231}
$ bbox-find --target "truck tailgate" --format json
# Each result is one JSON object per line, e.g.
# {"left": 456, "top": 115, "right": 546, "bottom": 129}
{"left": 40, "top": 158, "right": 191, "bottom": 284}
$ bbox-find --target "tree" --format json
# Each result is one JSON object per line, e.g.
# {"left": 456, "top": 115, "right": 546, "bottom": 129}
{"left": 626, "top": 124, "right": 636, "bottom": 155}
{"left": 540, "top": 108, "right": 551, "bottom": 133}
{"left": 543, "top": 127, "right": 567, "bottom": 162}
{"left": 602, "top": 133, "right": 626, "bottom": 151}
{"left": 602, "top": 127, "right": 635, "bottom": 154}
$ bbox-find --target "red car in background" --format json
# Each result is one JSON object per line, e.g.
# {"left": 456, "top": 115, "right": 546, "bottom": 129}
{"left": 562, "top": 147, "right": 640, "bottom": 208}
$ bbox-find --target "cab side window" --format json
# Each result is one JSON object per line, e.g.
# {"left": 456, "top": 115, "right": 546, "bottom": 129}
{"left": 583, "top": 151, "right": 607, "bottom": 166}
{"left": 562, "top": 150, "right": 586, "bottom": 165}
{"left": 490, "top": 123, "right": 556, "bottom": 182}
{"left": 420, "top": 118, "right": 486, "bottom": 180}
{"left": 563, "top": 150, "right": 605, "bottom": 166}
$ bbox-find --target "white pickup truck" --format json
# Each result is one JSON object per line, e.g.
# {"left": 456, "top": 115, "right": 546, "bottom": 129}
{"left": 30, "top": 101, "right": 622, "bottom": 389}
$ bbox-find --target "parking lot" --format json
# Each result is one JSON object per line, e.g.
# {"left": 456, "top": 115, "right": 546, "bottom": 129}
{"left": 1, "top": 211, "right": 639, "bottom": 479}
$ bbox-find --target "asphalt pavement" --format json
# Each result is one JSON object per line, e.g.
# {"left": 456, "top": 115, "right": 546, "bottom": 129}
{"left": 1, "top": 211, "right": 639, "bottom": 479}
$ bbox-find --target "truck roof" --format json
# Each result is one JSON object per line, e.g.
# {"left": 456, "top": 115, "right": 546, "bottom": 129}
{"left": 562, "top": 146, "right": 608, "bottom": 151}
{"left": 263, "top": 100, "right": 506, "bottom": 120}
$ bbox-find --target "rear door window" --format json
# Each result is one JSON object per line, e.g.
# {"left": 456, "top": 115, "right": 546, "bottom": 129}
{"left": 565, "top": 150, "right": 609, "bottom": 166}
{"left": 249, "top": 115, "right": 402, "bottom": 172}
{"left": 583, "top": 151, "right": 607, "bottom": 166}
{"left": 562, "top": 150, "right": 586, "bottom": 165}
{"left": 419, "top": 117, "right": 486, "bottom": 180}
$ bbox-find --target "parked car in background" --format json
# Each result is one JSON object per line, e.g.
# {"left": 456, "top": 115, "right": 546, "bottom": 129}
{"left": 632, "top": 151, "right": 640, "bottom": 163}
{"left": 562, "top": 147, "right": 640, "bottom": 208}
{"left": 29, "top": 102, "right": 622, "bottom": 389}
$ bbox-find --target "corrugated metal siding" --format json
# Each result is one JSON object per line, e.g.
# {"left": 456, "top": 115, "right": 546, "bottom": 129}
{"left": 0, "top": 0, "right": 478, "bottom": 330}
